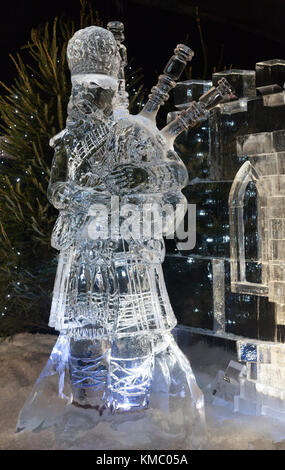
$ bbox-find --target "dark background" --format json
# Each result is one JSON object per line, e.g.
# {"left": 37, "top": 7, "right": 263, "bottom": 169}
{"left": 0, "top": 0, "right": 285, "bottom": 89}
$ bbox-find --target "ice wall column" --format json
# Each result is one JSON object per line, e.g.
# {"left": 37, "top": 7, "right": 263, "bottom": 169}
{"left": 229, "top": 129, "right": 285, "bottom": 417}
{"left": 230, "top": 130, "right": 285, "bottom": 323}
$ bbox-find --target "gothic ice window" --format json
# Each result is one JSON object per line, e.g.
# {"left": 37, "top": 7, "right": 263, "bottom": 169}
{"left": 229, "top": 160, "right": 268, "bottom": 296}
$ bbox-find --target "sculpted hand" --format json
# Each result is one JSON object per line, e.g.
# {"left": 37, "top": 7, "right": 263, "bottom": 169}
{"left": 104, "top": 164, "right": 149, "bottom": 194}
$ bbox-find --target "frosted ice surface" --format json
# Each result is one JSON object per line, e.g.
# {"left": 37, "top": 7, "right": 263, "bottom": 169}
{"left": 231, "top": 129, "right": 285, "bottom": 308}
{"left": 237, "top": 129, "right": 285, "bottom": 156}
{"left": 263, "top": 91, "right": 285, "bottom": 108}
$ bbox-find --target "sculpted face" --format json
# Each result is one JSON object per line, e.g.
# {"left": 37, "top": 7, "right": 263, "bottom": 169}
{"left": 67, "top": 82, "right": 116, "bottom": 123}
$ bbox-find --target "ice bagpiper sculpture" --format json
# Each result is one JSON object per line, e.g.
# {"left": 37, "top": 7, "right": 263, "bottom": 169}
{"left": 17, "top": 23, "right": 232, "bottom": 449}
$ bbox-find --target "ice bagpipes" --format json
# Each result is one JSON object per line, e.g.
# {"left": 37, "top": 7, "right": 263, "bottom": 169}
{"left": 17, "top": 21, "right": 233, "bottom": 449}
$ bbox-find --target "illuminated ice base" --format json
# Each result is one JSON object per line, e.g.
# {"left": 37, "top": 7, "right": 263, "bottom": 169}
{"left": 17, "top": 333, "right": 206, "bottom": 450}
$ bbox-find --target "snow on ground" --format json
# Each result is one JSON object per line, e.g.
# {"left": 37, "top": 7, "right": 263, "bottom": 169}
{"left": 1, "top": 333, "right": 285, "bottom": 450}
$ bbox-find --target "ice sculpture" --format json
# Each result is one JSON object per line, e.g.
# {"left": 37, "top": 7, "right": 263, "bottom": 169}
{"left": 228, "top": 129, "right": 285, "bottom": 418}
{"left": 163, "top": 57, "right": 285, "bottom": 421}
{"left": 167, "top": 61, "right": 285, "bottom": 342}
{"left": 17, "top": 22, "right": 232, "bottom": 449}
{"left": 231, "top": 129, "right": 285, "bottom": 306}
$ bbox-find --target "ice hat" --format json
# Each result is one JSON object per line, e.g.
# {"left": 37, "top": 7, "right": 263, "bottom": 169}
{"left": 67, "top": 26, "right": 121, "bottom": 90}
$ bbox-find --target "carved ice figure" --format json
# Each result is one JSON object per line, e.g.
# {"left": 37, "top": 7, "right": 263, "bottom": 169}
{"left": 17, "top": 23, "right": 232, "bottom": 448}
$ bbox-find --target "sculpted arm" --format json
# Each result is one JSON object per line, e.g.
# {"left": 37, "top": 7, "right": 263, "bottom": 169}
{"left": 47, "top": 140, "right": 71, "bottom": 210}
{"left": 104, "top": 126, "right": 188, "bottom": 195}
{"left": 48, "top": 137, "right": 108, "bottom": 211}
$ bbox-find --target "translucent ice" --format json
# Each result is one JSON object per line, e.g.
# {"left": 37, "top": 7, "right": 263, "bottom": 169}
{"left": 213, "top": 69, "right": 256, "bottom": 99}
{"left": 18, "top": 24, "right": 232, "bottom": 448}
{"left": 17, "top": 333, "right": 206, "bottom": 449}
{"left": 256, "top": 59, "right": 285, "bottom": 88}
